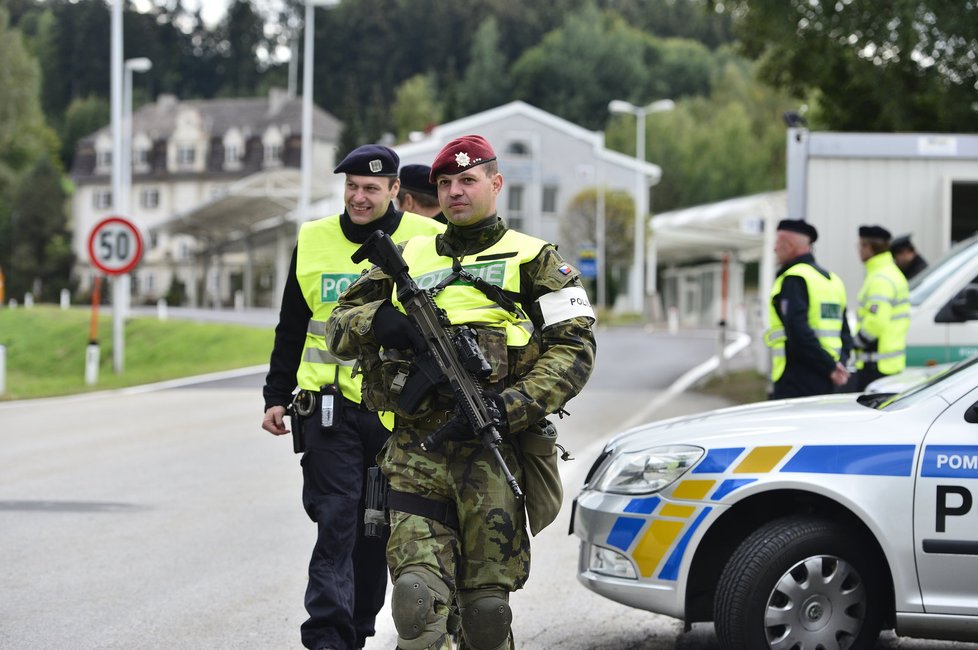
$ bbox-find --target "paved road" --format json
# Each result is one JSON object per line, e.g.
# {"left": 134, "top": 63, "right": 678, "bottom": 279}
{"left": 2, "top": 324, "right": 971, "bottom": 649}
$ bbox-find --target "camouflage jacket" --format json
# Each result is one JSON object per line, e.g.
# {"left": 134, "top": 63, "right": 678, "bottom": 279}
{"left": 325, "top": 216, "right": 596, "bottom": 433}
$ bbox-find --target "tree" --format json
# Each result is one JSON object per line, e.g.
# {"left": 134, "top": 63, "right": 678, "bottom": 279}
{"left": 215, "top": 0, "right": 266, "bottom": 96}
{"left": 561, "top": 187, "right": 635, "bottom": 307}
{"left": 458, "top": 17, "right": 511, "bottom": 115}
{"left": 712, "top": 0, "right": 978, "bottom": 132}
{"left": 391, "top": 73, "right": 443, "bottom": 142}
{"left": 510, "top": 4, "right": 654, "bottom": 129}
{"left": 0, "top": 7, "right": 60, "bottom": 295}
{"left": 8, "top": 156, "right": 74, "bottom": 301}
{"left": 60, "top": 95, "right": 109, "bottom": 170}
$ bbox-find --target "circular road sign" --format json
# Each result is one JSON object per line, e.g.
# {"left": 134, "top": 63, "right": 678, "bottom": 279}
{"left": 88, "top": 216, "right": 144, "bottom": 276}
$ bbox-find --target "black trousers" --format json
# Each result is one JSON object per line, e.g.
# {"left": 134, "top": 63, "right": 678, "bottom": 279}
{"left": 299, "top": 397, "right": 390, "bottom": 650}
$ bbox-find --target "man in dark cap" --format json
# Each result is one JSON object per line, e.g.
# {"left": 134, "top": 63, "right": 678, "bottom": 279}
{"left": 397, "top": 163, "right": 445, "bottom": 222}
{"left": 890, "top": 233, "right": 928, "bottom": 280}
{"left": 854, "top": 225, "right": 910, "bottom": 390}
{"left": 261, "top": 144, "right": 443, "bottom": 650}
{"left": 326, "top": 134, "right": 596, "bottom": 650}
{"left": 765, "top": 218, "right": 853, "bottom": 398}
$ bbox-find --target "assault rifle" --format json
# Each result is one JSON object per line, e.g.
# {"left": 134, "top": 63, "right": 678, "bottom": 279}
{"left": 352, "top": 230, "right": 523, "bottom": 499}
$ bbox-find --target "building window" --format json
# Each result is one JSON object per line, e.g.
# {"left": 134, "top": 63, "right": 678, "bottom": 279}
{"left": 93, "top": 189, "right": 112, "bottom": 210}
{"left": 96, "top": 150, "right": 112, "bottom": 169}
{"left": 135, "top": 148, "right": 150, "bottom": 167}
{"left": 542, "top": 186, "right": 558, "bottom": 213}
{"left": 508, "top": 184, "right": 524, "bottom": 213}
{"left": 177, "top": 145, "right": 196, "bottom": 167}
{"left": 140, "top": 188, "right": 160, "bottom": 209}
{"left": 225, "top": 144, "right": 241, "bottom": 166}
{"left": 507, "top": 141, "right": 530, "bottom": 156}
{"left": 264, "top": 143, "right": 282, "bottom": 165}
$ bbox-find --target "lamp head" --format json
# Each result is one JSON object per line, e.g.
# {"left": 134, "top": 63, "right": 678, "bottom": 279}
{"left": 125, "top": 57, "right": 153, "bottom": 73}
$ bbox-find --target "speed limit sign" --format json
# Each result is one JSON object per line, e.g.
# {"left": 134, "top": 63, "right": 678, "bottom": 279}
{"left": 88, "top": 216, "right": 144, "bottom": 275}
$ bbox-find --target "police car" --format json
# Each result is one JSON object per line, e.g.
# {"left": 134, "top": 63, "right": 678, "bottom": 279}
{"left": 573, "top": 355, "right": 978, "bottom": 649}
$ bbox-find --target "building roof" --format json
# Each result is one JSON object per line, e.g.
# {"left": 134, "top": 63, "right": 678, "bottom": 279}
{"left": 395, "top": 100, "right": 662, "bottom": 184}
{"left": 80, "top": 89, "right": 342, "bottom": 144}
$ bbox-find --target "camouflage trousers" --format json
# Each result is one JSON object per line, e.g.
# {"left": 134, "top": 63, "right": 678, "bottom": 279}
{"left": 381, "top": 424, "right": 530, "bottom": 649}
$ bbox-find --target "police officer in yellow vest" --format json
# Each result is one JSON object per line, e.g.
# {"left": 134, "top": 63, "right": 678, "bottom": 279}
{"left": 261, "top": 144, "right": 444, "bottom": 650}
{"left": 766, "top": 219, "right": 853, "bottom": 398}
{"left": 854, "top": 225, "right": 911, "bottom": 391}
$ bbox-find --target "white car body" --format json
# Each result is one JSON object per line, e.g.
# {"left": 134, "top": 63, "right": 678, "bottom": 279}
{"left": 573, "top": 357, "right": 978, "bottom": 648}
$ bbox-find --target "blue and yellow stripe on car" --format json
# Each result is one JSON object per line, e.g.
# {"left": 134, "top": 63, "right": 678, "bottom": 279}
{"left": 602, "top": 444, "right": 917, "bottom": 580}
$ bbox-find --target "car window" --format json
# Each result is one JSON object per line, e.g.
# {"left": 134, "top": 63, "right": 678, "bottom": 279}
{"left": 879, "top": 355, "right": 978, "bottom": 409}
{"left": 909, "top": 236, "right": 978, "bottom": 307}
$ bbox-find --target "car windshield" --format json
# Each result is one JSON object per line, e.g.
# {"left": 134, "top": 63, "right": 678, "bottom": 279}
{"left": 909, "top": 235, "right": 978, "bottom": 307}
{"left": 877, "top": 354, "right": 978, "bottom": 409}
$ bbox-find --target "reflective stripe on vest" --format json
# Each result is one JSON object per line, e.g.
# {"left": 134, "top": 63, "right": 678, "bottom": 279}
{"left": 856, "top": 252, "right": 911, "bottom": 374}
{"left": 766, "top": 263, "right": 847, "bottom": 383}
{"left": 395, "top": 230, "right": 548, "bottom": 347}
{"left": 295, "top": 213, "right": 444, "bottom": 396}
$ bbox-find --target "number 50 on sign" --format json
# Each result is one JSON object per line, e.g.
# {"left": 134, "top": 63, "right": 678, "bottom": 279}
{"left": 87, "top": 216, "right": 144, "bottom": 275}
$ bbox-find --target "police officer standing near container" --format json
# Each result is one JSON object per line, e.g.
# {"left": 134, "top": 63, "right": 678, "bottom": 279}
{"left": 397, "top": 163, "right": 446, "bottom": 222}
{"left": 890, "top": 233, "right": 929, "bottom": 280}
{"left": 766, "top": 219, "right": 853, "bottom": 398}
{"left": 854, "top": 225, "right": 911, "bottom": 390}
{"left": 261, "top": 144, "right": 444, "bottom": 650}
{"left": 326, "top": 135, "right": 596, "bottom": 650}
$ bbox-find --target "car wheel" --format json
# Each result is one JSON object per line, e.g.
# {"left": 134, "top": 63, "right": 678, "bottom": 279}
{"left": 714, "top": 515, "right": 885, "bottom": 650}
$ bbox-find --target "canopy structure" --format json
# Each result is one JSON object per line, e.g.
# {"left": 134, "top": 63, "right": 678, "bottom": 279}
{"left": 153, "top": 167, "right": 335, "bottom": 247}
{"left": 651, "top": 190, "right": 785, "bottom": 264}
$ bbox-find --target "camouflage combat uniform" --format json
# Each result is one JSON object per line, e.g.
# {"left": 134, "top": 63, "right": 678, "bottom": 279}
{"left": 326, "top": 215, "right": 595, "bottom": 649}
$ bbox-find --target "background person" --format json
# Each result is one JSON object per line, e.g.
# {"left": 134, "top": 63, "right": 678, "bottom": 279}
{"left": 260, "top": 144, "right": 444, "bottom": 650}
{"left": 890, "top": 233, "right": 928, "bottom": 280}
{"left": 766, "top": 219, "right": 852, "bottom": 398}
{"left": 396, "top": 163, "right": 445, "bottom": 222}
{"left": 326, "top": 135, "right": 596, "bottom": 650}
{"left": 854, "top": 225, "right": 911, "bottom": 391}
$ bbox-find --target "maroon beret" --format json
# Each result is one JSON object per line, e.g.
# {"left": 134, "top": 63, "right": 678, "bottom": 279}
{"left": 777, "top": 218, "right": 818, "bottom": 243}
{"left": 429, "top": 135, "right": 497, "bottom": 182}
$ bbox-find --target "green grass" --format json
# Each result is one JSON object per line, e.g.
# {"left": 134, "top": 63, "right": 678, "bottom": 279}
{"left": 0, "top": 305, "right": 273, "bottom": 400}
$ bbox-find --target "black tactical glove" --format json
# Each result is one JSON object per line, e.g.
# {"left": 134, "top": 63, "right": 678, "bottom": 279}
{"left": 482, "top": 390, "right": 509, "bottom": 433}
{"left": 372, "top": 301, "right": 425, "bottom": 351}
{"left": 420, "top": 391, "right": 509, "bottom": 450}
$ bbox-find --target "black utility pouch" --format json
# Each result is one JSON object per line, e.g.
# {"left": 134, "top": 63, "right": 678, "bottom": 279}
{"left": 319, "top": 383, "right": 345, "bottom": 432}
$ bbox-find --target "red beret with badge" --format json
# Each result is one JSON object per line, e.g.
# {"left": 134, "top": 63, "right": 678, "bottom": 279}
{"left": 429, "top": 135, "right": 497, "bottom": 182}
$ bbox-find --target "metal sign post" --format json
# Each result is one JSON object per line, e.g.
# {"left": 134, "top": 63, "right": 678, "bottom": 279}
{"left": 87, "top": 216, "right": 144, "bottom": 375}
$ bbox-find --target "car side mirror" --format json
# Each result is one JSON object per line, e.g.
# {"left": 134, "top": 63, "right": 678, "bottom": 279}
{"left": 936, "top": 284, "right": 978, "bottom": 323}
{"left": 966, "top": 402, "right": 978, "bottom": 424}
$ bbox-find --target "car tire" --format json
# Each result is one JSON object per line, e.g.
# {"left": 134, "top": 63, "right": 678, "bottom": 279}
{"left": 714, "top": 515, "right": 885, "bottom": 650}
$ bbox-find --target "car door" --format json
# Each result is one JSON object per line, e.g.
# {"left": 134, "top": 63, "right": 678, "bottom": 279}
{"left": 914, "top": 384, "right": 978, "bottom": 613}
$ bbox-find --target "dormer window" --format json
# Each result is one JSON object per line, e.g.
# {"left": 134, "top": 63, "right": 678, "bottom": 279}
{"left": 225, "top": 144, "right": 241, "bottom": 165}
{"left": 507, "top": 141, "right": 531, "bottom": 157}
{"left": 264, "top": 143, "right": 281, "bottom": 165}
{"left": 177, "top": 145, "right": 196, "bottom": 168}
{"left": 96, "top": 149, "right": 112, "bottom": 170}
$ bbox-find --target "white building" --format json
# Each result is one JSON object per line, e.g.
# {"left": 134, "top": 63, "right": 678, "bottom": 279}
{"left": 786, "top": 129, "right": 978, "bottom": 306}
{"left": 395, "top": 101, "right": 663, "bottom": 311}
{"left": 70, "top": 89, "right": 341, "bottom": 307}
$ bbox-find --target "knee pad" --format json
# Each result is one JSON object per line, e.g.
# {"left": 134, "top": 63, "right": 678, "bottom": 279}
{"left": 458, "top": 588, "right": 512, "bottom": 650}
{"left": 391, "top": 569, "right": 451, "bottom": 650}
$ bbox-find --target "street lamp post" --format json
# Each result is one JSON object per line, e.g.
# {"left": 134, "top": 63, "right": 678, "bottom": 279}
{"left": 122, "top": 58, "right": 152, "bottom": 217}
{"left": 608, "top": 98, "right": 674, "bottom": 315}
{"left": 299, "top": 0, "right": 340, "bottom": 224}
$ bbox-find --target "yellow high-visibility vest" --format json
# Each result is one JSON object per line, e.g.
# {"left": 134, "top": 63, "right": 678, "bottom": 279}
{"left": 856, "top": 252, "right": 911, "bottom": 374}
{"left": 394, "top": 230, "right": 548, "bottom": 347}
{"left": 295, "top": 213, "right": 444, "bottom": 398}
{"left": 765, "top": 263, "right": 847, "bottom": 382}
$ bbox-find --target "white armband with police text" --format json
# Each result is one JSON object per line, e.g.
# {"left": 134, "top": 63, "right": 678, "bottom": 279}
{"left": 537, "top": 286, "right": 596, "bottom": 327}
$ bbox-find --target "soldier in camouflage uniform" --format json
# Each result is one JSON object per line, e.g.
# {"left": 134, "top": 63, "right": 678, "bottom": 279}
{"left": 325, "top": 135, "right": 596, "bottom": 650}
